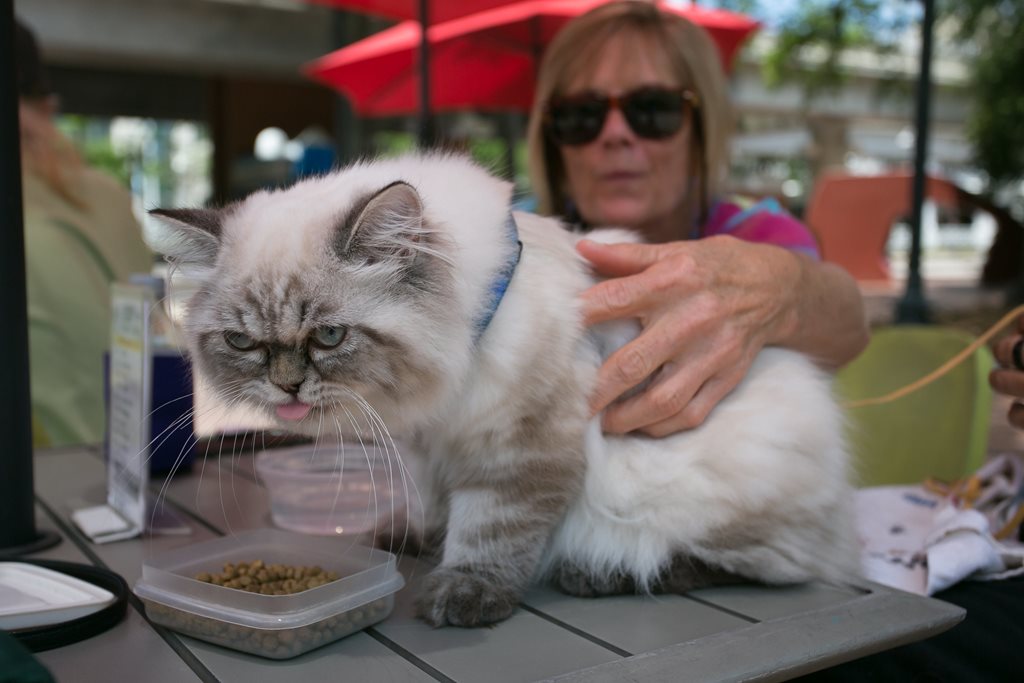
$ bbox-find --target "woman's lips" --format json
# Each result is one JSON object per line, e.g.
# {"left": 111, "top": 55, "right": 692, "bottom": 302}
{"left": 276, "top": 400, "right": 312, "bottom": 421}
{"left": 600, "top": 171, "right": 644, "bottom": 182}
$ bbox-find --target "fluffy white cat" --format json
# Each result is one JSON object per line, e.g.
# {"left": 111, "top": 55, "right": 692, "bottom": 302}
{"left": 147, "top": 153, "right": 857, "bottom": 627}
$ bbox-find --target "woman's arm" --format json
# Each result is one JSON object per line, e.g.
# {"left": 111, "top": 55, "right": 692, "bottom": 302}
{"left": 769, "top": 247, "right": 870, "bottom": 368}
{"left": 578, "top": 235, "right": 869, "bottom": 437}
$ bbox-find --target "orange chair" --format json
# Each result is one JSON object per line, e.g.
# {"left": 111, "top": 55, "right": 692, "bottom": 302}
{"left": 804, "top": 172, "right": 961, "bottom": 281}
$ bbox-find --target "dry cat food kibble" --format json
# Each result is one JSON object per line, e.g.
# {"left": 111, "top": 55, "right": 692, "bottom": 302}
{"left": 194, "top": 560, "right": 341, "bottom": 595}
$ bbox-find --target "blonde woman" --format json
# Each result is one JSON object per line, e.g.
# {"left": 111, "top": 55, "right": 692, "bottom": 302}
{"left": 18, "top": 19, "right": 151, "bottom": 446}
{"left": 526, "top": 1, "right": 868, "bottom": 437}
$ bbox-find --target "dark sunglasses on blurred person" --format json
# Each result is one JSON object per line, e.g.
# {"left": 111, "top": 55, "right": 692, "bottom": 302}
{"left": 544, "top": 86, "right": 700, "bottom": 146}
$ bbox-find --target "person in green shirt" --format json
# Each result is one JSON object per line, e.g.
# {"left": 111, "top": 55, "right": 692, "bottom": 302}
{"left": 17, "top": 19, "right": 152, "bottom": 446}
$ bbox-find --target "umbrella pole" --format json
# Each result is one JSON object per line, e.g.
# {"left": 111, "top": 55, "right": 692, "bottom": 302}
{"left": 417, "top": 0, "right": 435, "bottom": 146}
{"left": 895, "top": 0, "right": 934, "bottom": 324}
{"left": 0, "top": 0, "right": 60, "bottom": 555}
{"left": 331, "top": 10, "right": 362, "bottom": 164}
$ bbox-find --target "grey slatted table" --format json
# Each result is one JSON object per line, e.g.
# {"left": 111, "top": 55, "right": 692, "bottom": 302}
{"left": 28, "top": 446, "right": 964, "bottom": 682}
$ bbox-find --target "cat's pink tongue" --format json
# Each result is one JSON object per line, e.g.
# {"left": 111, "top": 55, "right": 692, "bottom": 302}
{"left": 276, "top": 400, "right": 312, "bottom": 421}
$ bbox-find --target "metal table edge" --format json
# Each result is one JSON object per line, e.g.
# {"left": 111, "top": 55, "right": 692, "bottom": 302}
{"left": 538, "top": 581, "right": 966, "bottom": 683}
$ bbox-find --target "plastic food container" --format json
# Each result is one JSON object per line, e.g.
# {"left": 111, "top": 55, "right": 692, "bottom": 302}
{"left": 255, "top": 442, "right": 409, "bottom": 537}
{"left": 133, "top": 528, "right": 404, "bottom": 659}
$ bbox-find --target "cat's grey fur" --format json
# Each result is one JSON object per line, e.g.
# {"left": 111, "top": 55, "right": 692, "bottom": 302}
{"left": 147, "top": 154, "right": 857, "bottom": 628}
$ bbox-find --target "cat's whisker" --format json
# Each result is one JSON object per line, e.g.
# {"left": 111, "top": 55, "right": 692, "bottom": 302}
{"left": 216, "top": 419, "right": 236, "bottom": 537}
{"left": 203, "top": 384, "right": 256, "bottom": 527}
{"left": 340, "top": 409, "right": 386, "bottom": 566}
{"left": 338, "top": 388, "right": 418, "bottom": 559}
{"left": 358, "top": 402, "right": 405, "bottom": 556}
{"left": 198, "top": 421, "right": 230, "bottom": 512}
{"left": 230, "top": 394, "right": 269, "bottom": 525}
{"left": 137, "top": 403, "right": 197, "bottom": 468}
{"left": 205, "top": 389, "right": 251, "bottom": 532}
{"left": 328, "top": 413, "right": 350, "bottom": 539}
{"left": 186, "top": 384, "right": 250, "bottom": 503}
{"left": 227, "top": 425, "right": 243, "bottom": 528}
{"left": 345, "top": 405, "right": 380, "bottom": 543}
{"left": 334, "top": 399, "right": 384, "bottom": 550}
{"left": 145, "top": 391, "right": 196, "bottom": 422}
{"left": 343, "top": 388, "right": 419, "bottom": 519}
{"left": 151, "top": 427, "right": 206, "bottom": 533}
{"left": 348, "top": 409, "right": 403, "bottom": 548}
{"left": 147, "top": 383, "right": 250, "bottom": 526}
{"left": 315, "top": 399, "right": 326, "bottom": 458}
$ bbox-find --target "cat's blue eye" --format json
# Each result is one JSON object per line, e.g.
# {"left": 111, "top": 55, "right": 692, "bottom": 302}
{"left": 311, "top": 326, "right": 347, "bottom": 349}
{"left": 224, "top": 331, "right": 258, "bottom": 351}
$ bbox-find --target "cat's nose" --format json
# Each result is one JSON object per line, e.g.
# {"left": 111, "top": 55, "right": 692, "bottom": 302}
{"left": 275, "top": 381, "right": 301, "bottom": 395}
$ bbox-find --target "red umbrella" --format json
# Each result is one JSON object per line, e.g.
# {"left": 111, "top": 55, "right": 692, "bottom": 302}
{"left": 305, "top": 0, "right": 759, "bottom": 117}
{"left": 306, "top": 1, "right": 526, "bottom": 140}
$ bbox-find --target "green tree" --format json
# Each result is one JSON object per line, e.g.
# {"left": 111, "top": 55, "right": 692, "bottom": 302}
{"left": 950, "top": 0, "right": 1024, "bottom": 188}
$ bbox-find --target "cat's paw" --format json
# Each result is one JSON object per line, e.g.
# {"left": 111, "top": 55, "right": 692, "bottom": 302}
{"left": 415, "top": 567, "right": 520, "bottom": 627}
{"left": 551, "top": 561, "right": 636, "bottom": 597}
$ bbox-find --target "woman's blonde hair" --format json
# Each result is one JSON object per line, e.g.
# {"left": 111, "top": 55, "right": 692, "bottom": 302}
{"left": 526, "top": 0, "right": 732, "bottom": 224}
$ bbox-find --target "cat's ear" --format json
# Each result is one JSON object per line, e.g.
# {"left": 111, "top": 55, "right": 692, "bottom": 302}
{"left": 337, "top": 181, "right": 424, "bottom": 264}
{"left": 146, "top": 208, "right": 223, "bottom": 268}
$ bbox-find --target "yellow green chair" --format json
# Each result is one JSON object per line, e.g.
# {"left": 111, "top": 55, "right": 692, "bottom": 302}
{"left": 835, "top": 325, "right": 995, "bottom": 488}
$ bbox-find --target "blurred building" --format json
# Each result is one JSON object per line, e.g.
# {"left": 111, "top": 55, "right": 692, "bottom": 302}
{"left": 15, "top": 0, "right": 383, "bottom": 203}
{"left": 729, "top": 30, "right": 974, "bottom": 205}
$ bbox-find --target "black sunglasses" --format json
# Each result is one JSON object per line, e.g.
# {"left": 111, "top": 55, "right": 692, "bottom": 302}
{"left": 544, "top": 86, "right": 700, "bottom": 146}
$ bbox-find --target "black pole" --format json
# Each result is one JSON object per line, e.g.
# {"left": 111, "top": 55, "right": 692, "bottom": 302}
{"left": 331, "top": 10, "right": 362, "bottom": 164}
{"left": 895, "top": 0, "right": 934, "bottom": 324}
{"left": 0, "top": 2, "right": 59, "bottom": 555}
{"left": 417, "top": 0, "right": 435, "bottom": 147}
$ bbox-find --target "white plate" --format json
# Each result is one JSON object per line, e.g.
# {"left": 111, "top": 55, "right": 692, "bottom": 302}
{"left": 0, "top": 562, "right": 116, "bottom": 630}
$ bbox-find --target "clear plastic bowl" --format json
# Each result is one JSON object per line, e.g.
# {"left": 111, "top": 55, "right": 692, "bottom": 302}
{"left": 133, "top": 528, "right": 404, "bottom": 659}
{"left": 255, "top": 442, "right": 409, "bottom": 537}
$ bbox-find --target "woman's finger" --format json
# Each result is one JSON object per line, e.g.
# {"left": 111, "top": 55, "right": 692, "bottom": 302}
{"left": 589, "top": 327, "right": 680, "bottom": 416}
{"left": 994, "top": 334, "right": 1024, "bottom": 370}
{"left": 990, "top": 368, "right": 1024, "bottom": 400}
{"left": 600, "top": 359, "right": 706, "bottom": 434}
{"left": 579, "top": 250, "right": 700, "bottom": 327}
{"left": 1008, "top": 402, "right": 1024, "bottom": 430}
{"left": 578, "top": 272, "right": 659, "bottom": 326}
{"left": 576, "top": 239, "right": 664, "bottom": 278}
{"left": 638, "top": 374, "right": 737, "bottom": 438}
{"left": 589, "top": 313, "right": 698, "bottom": 415}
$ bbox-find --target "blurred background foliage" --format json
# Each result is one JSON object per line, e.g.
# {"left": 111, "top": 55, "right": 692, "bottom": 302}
{"left": 717, "top": 0, "right": 1024, "bottom": 191}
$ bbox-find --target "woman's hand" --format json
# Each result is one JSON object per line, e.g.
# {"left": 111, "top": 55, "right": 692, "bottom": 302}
{"left": 990, "top": 316, "right": 1024, "bottom": 429}
{"left": 577, "top": 236, "right": 868, "bottom": 437}
{"left": 578, "top": 236, "right": 800, "bottom": 436}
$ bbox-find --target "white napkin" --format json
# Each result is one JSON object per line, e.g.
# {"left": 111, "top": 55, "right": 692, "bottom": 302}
{"left": 856, "top": 485, "right": 1024, "bottom": 595}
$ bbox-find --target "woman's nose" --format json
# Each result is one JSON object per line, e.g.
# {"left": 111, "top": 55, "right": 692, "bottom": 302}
{"left": 597, "top": 106, "right": 634, "bottom": 144}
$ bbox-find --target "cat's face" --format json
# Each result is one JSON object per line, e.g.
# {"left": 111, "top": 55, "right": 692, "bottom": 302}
{"left": 149, "top": 180, "right": 460, "bottom": 436}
